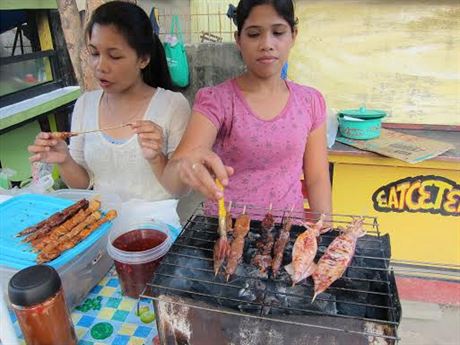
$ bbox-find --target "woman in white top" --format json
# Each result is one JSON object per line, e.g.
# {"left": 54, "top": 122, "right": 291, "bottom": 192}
{"left": 28, "top": 1, "right": 191, "bottom": 202}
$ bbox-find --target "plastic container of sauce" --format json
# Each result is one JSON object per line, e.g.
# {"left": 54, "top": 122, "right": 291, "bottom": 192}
{"left": 8, "top": 265, "right": 77, "bottom": 345}
{"left": 107, "top": 220, "right": 172, "bottom": 298}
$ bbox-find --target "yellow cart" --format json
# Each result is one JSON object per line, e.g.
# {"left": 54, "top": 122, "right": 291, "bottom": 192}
{"left": 329, "top": 129, "right": 460, "bottom": 278}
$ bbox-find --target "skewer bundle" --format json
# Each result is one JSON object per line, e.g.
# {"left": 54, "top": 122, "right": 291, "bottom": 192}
{"left": 16, "top": 198, "right": 117, "bottom": 264}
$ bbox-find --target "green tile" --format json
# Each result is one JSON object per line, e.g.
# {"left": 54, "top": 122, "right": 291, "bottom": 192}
{"left": 106, "top": 297, "right": 122, "bottom": 309}
{"left": 112, "top": 310, "right": 129, "bottom": 322}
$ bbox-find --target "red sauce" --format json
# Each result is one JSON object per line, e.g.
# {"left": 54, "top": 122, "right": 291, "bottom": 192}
{"left": 14, "top": 290, "right": 77, "bottom": 345}
{"left": 112, "top": 229, "right": 167, "bottom": 298}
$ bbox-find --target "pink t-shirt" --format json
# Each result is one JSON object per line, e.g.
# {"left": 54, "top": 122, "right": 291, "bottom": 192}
{"left": 193, "top": 79, "right": 326, "bottom": 216}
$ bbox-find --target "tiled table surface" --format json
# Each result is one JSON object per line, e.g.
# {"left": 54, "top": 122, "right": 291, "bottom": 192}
{"left": 10, "top": 267, "right": 159, "bottom": 345}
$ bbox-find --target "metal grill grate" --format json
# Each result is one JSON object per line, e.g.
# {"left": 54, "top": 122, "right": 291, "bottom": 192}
{"left": 143, "top": 203, "right": 401, "bottom": 344}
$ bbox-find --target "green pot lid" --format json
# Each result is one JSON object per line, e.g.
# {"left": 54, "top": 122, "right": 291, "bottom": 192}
{"left": 339, "top": 106, "right": 386, "bottom": 119}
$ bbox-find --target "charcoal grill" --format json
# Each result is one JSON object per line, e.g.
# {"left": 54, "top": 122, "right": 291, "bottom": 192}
{"left": 142, "top": 204, "right": 401, "bottom": 345}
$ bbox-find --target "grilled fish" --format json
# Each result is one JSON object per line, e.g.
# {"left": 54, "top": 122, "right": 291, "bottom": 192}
{"left": 312, "top": 218, "right": 365, "bottom": 302}
{"left": 285, "top": 214, "right": 325, "bottom": 285}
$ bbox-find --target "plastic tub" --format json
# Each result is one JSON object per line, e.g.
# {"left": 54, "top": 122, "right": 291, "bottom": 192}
{"left": 338, "top": 115, "right": 383, "bottom": 140}
{"left": 51, "top": 189, "right": 122, "bottom": 212}
{"left": 107, "top": 220, "right": 172, "bottom": 298}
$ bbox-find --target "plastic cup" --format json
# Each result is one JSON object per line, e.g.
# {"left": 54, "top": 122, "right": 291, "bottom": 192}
{"left": 107, "top": 220, "right": 172, "bottom": 298}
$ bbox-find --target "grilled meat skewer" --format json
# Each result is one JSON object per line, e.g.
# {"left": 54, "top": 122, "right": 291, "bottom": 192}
{"left": 38, "top": 210, "right": 117, "bottom": 263}
{"left": 225, "top": 201, "right": 234, "bottom": 234}
{"left": 30, "top": 200, "right": 101, "bottom": 249}
{"left": 271, "top": 216, "right": 293, "bottom": 277}
{"left": 225, "top": 207, "right": 250, "bottom": 281}
{"left": 17, "top": 199, "right": 88, "bottom": 237}
{"left": 251, "top": 207, "right": 275, "bottom": 274}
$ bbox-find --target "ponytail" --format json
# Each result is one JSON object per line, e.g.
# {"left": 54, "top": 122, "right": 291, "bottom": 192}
{"left": 143, "top": 33, "right": 175, "bottom": 91}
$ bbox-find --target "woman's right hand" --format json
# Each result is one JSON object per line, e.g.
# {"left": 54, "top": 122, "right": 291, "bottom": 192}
{"left": 28, "top": 132, "right": 70, "bottom": 164}
{"left": 175, "top": 147, "right": 234, "bottom": 200}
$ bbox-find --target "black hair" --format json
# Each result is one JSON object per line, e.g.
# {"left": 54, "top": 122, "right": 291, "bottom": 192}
{"left": 235, "top": 0, "right": 298, "bottom": 35}
{"left": 86, "top": 1, "right": 174, "bottom": 90}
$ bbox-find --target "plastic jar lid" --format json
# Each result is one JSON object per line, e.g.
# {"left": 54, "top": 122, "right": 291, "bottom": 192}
{"left": 339, "top": 106, "right": 386, "bottom": 119}
{"left": 8, "top": 265, "right": 62, "bottom": 307}
{"left": 107, "top": 221, "right": 172, "bottom": 265}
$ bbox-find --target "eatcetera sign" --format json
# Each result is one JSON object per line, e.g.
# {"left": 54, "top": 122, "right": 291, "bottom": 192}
{"left": 372, "top": 175, "right": 460, "bottom": 216}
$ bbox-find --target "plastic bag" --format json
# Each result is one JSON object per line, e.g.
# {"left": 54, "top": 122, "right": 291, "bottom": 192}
{"left": 0, "top": 168, "right": 15, "bottom": 190}
{"left": 326, "top": 108, "right": 339, "bottom": 148}
{"left": 164, "top": 15, "right": 190, "bottom": 88}
{"left": 0, "top": 163, "right": 54, "bottom": 196}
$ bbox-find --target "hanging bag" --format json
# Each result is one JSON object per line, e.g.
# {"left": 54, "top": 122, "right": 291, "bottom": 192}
{"left": 149, "top": 6, "right": 160, "bottom": 35}
{"left": 163, "top": 15, "right": 190, "bottom": 88}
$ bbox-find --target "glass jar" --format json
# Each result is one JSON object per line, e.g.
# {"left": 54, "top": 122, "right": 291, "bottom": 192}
{"left": 8, "top": 265, "right": 77, "bottom": 345}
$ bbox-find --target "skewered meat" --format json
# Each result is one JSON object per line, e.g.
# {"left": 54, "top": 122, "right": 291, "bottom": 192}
{"left": 311, "top": 218, "right": 365, "bottom": 302}
{"left": 37, "top": 210, "right": 117, "bottom": 264}
{"left": 225, "top": 201, "right": 234, "bottom": 234}
{"left": 232, "top": 209, "right": 250, "bottom": 238}
{"left": 50, "top": 131, "right": 76, "bottom": 140}
{"left": 77, "top": 210, "right": 117, "bottom": 240}
{"left": 38, "top": 210, "right": 102, "bottom": 255}
{"left": 225, "top": 210, "right": 250, "bottom": 280}
{"left": 285, "top": 215, "right": 325, "bottom": 286}
{"left": 251, "top": 210, "right": 275, "bottom": 274}
{"left": 213, "top": 180, "right": 230, "bottom": 275}
{"left": 30, "top": 200, "right": 101, "bottom": 249}
{"left": 17, "top": 199, "right": 88, "bottom": 237}
{"left": 271, "top": 216, "right": 293, "bottom": 277}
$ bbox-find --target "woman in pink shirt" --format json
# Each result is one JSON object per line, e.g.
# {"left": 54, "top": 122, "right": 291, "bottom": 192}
{"left": 162, "top": 0, "right": 331, "bottom": 216}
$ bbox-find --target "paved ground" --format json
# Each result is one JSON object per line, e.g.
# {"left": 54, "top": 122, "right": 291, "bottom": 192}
{"left": 398, "top": 301, "right": 460, "bottom": 345}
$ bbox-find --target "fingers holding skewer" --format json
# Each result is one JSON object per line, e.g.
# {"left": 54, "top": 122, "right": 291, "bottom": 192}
{"left": 176, "top": 148, "right": 234, "bottom": 200}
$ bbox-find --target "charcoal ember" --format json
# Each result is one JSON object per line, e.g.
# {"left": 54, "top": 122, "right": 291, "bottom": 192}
{"left": 282, "top": 241, "right": 294, "bottom": 264}
{"left": 272, "top": 265, "right": 291, "bottom": 283}
{"left": 310, "top": 292, "right": 338, "bottom": 314}
{"left": 251, "top": 254, "right": 271, "bottom": 275}
{"left": 262, "top": 294, "right": 281, "bottom": 316}
{"left": 290, "top": 285, "right": 337, "bottom": 315}
{"left": 336, "top": 289, "right": 367, "bottom": 317}
{"left": 243, "top": 247, "right": 258, "bottom": 264}
{"left": 247, "top": 231, "right": 259, "bottom": 242}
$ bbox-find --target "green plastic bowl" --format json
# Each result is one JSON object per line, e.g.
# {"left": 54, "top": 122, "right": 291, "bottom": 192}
{"left": 338, "top": 115, "right": 382, "bottom": 140}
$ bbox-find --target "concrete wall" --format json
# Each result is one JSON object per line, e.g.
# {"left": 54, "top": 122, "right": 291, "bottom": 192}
{"left": 291, "top": 0, "right": 460, "bottom": 126}
{"left": 181, "top": 42, "right": 245, "bottom": 104}
{"left": 176, "top": 42, "right": 244, "bottom": 224}
{"left": 168, "top": 0, "right": 459, "bottom": 126}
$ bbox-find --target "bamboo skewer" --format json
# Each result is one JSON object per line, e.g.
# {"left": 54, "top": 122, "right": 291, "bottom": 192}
{"left": 73, "top": 123, "right": 132, "bottom": 136}
{"left": 50, "top": 123, "right": 132, "bottom": 140}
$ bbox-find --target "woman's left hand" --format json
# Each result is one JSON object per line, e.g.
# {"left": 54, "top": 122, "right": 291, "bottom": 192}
{"left": 131, "top": 120, "right": 164, "bottom": 162}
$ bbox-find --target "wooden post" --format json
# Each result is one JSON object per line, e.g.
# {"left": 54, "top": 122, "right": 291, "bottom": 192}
{"left": 79, "top": 0, "right": 104, "bottom": 91}
{"left": 56, "top": 0, "right": 83, "bottom": 88}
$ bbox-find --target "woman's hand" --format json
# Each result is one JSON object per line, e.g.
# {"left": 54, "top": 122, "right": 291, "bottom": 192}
{"left": 28, "top": 132, "right": 70, "bottom": 164}
{"left": 131, "top": 120, "right": 164, "bottom": 162}
{"left": 174, "top": 147, "right": 234, "bottom": 200}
